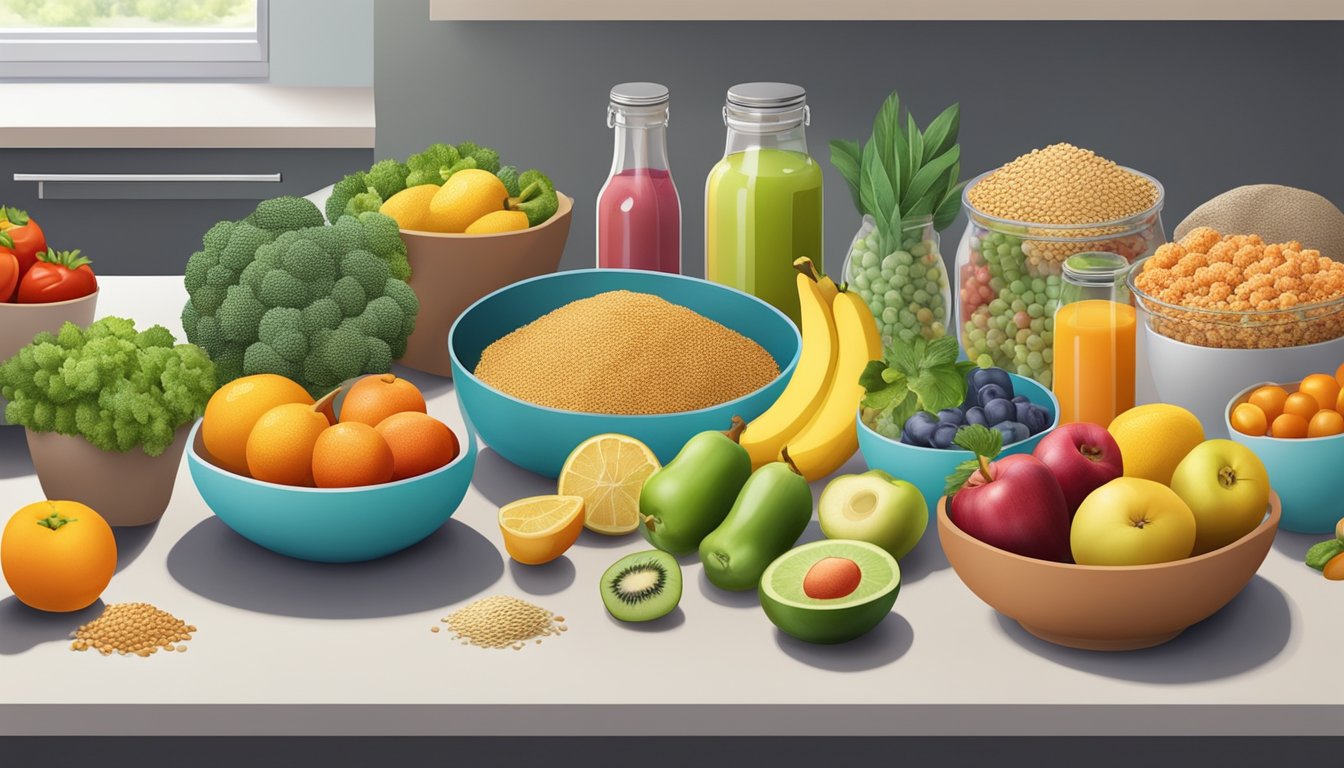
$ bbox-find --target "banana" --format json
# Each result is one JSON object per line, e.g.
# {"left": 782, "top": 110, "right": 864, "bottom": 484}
{"left": 740, "top": 259, "right": 838, "bottom": 469}
{"left": 782, "top": 286, "right": 883, "bottom": 482}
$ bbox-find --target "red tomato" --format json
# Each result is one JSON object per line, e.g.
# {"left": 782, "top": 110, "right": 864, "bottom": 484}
{"left": 17, "top": 248, "right": 97, "bottom": 304}
{"left": 0, "top": 248, "right": 17, "bottom": 303}
{"left": 0, "top": 207, "right": 46, "bottom": 301}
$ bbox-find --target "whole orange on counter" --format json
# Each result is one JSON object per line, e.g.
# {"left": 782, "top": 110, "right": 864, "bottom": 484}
{"left": 2, "top": 500, "right": 116, "bottom": 613}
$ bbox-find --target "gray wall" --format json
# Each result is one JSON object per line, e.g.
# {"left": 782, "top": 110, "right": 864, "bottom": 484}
{"left": 374, "top": 12, "right": 1344, "bottom": 280}
{"left": 268, "top": 0, "right": 373, "bottom": 87}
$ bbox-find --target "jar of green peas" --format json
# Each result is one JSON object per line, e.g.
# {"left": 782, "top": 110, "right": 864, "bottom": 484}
{"left": 842, "top": 214, "right": 949, "bottom": 346}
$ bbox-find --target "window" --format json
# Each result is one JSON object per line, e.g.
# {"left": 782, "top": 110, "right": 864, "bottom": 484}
{"left": 0, "top": 0, "right": 268, "bottom": 79}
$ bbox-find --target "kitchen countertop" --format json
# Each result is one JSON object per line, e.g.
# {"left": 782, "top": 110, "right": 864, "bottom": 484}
{"left": 0, "top": 84, "right": 374, "bottom": 149}
{"left": 0, "top": 275, "right": 1339, "bottom": 737}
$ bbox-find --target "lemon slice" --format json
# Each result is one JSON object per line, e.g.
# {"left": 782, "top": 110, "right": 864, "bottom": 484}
{"left": 498, "top": 495, "right": 586, "bottom": 565}
{"left": 558, "top": 434, "right": 661, "bottom": 535}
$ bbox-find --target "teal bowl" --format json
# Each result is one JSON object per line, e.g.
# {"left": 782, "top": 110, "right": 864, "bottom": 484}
{"left": 857, "top": 373, "right": 1061, "bottom": 518}
{"left": 449, "top": 269, "right": 801, "bottom": 478}
{"left": 1226, "top": 381, "right": 1342, "bottom": 534}
{"left": 185, "top": 419, "right": 477, "bottom": 563}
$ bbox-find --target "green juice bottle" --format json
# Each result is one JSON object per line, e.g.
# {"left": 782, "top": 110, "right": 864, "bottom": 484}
{"left": 705, "top": 83, "right": 824, "bottom": 325}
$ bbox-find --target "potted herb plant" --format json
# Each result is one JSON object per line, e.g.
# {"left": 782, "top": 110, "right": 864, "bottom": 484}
{"left": 0, "top": 317, "right": 217, "bottom": 526}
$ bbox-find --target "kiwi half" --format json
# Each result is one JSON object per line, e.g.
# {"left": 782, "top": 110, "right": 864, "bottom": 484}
{"left": 600, "top": 549, "right": 682, "bottom": 622}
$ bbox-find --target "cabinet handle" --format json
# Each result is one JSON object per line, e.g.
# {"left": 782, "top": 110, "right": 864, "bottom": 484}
{"left": 13, "top": 173, "right": 281, "bottom": 183}
{"left": 12, "top": 172, "right": 284, "bottom": 200}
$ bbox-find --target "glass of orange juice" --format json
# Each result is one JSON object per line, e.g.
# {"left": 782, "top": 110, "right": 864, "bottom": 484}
{"left": 1053, "top": 253, "right": 1136, "bottom": 426}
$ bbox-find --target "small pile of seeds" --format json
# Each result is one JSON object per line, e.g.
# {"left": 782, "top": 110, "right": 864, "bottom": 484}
{"left": 473, "top": 290, "right": 780, "bottom": 415}
{"left": 437, "top": 595, "right": 566, "bottom": 651}
{"left": 69, "top": 602, "right": 195, "bottom": 657}
{"left": 968, "top": 143, "right": 1159, "bottom": 225}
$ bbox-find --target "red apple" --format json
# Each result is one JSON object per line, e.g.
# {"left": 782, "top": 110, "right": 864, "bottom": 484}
{"left": 949, "top": 453, "right": 1072, "bottom": 562}
{"left": 1032, "top": 423, "right": 1124, "bottom": 517}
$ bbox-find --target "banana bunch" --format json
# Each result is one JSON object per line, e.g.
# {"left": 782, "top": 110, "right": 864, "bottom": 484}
{"left": 741, "top": 257, "right": 882, "bottom": 481}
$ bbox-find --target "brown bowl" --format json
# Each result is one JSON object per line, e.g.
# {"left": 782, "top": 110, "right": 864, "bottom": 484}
{"left": 395, "top": 193, "right": 573, "bottom": 378}
{"left": 936, "top": 493, "right": 1280, "bottom": 651}
{"left": 0, "top": 290, "right": 100, "bottom": 425}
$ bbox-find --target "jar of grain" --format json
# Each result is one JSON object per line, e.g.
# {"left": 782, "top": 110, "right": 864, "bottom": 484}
{"left": 954, "top": 143, "right": 1165, "bottom": 388}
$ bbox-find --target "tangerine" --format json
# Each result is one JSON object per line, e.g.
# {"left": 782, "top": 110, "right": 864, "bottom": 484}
{"left": 1308, "top": 409, "right": 1344, "bottom": 438}
{"left": 1283, "top": 391, "right": 1321, "bottom": 421}
{"left": 1271, "top": 412, "right": 1310, "bottom": 439}
{"left": 202, "top": 374, "right": 313, "bottom": 476}
{"left": 312, "top": 422, "right": 395, "bottom": 488}
{"left": 340, "top": 373, "right": 427, "bottom": 427}
{"left": 1336, "top": 362, "right": 1344, "bottom": 388}
{"left": 1247, "top": 385, "right": 1289, "bottom": 424}
{"left": 1299, "top": 373, "right": 1341, "bottom": 412}
{"left": 1230, "top": 402, "right": 1268, "bottom": 437}
{"left": 244, "top": 389, "right": 340, "bottom": 487}
{"left": 374, "top": 412, "right": 460, "bottom": 480}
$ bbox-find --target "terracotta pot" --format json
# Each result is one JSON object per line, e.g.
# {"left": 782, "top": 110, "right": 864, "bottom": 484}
{"left": 396, "top": 193, "right": 572, "bottom": 377}
{"left": 26, "top": 424, "right": 190, "bottom": 527}
{"left": 0, "top": 290, "right": 99, "bottom": 426}
{"left": 937, "top": 493, "right": 1280, "bottom": 651}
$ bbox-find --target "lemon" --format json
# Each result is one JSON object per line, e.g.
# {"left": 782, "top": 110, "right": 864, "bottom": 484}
{"left": 379, "top": 184, "right": 441, "bottom": 232}
{"left": 1108, "top": 404, "right": 1205, "bottom": 486}
{"left": 498, "top": 495, "right": 586, "bottom": 565}
{"left": 465, "top": 210, "right": 530, "bottom": 235}
{"left": 558, "top": 434, "right": 660, "bottom": 535}
{"left": 427, "top": 169, "right": 508, "bottom": 233}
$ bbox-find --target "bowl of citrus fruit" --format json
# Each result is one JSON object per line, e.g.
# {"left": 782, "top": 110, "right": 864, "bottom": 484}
{"left": 1226, "top": 363, "right": 1344, "bottom": 534}
{"left": 187, "top": 372, "right": 475, "bottom": 562}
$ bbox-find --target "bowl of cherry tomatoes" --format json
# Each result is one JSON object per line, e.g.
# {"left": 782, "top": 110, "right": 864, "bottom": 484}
{"left": 0, "top": 207, "right": 99, "bottom": 425}
{"left": 1226, "top": 365, "right": 1344, "bottom": 534}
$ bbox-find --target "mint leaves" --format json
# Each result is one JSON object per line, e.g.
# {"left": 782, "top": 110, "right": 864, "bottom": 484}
{"left": 943, "top": 424, "right": 1003, "bottom": 498}
{"left": 859, "top": 334, "right": 975, "bottom": 431}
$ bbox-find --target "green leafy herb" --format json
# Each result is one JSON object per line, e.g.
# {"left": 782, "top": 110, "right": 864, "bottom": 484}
{"left": 943, "top": 424, "right": 1003, "bottom": 498}
{"left": 829, "top": 139, "right": 863, "bottom": 211}
{"left": 1305, "top": 539, "right": 1344, "bottom": 571}
{"left": 858, "top": 334, "right": 976, "bottom": 430}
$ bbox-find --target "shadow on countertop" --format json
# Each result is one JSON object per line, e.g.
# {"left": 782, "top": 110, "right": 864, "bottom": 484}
{"left": 775, "top": 612, "right": 914, "bottom": 672}
{"left": 0, "top": 426, "right": 33, "bottom": 480}
{"left": 113, "top": 520, "right": 158, "bottom": 574}
{"left": 994, "top": 575, "right": 1291, "bottom": 684}
{"left": 471, "top": 447, "right": 555, "bottom": 508}
{"left": 1271, "top": 528, "right": 1331, "bottom": 563}
{"left": 509, "top": 556, "right": 575, "bottom": 596}
{"left": 166, "top": 518, "right": 503, "bottom": 619}
{"left": 0, "top": 597, "right": 104, "bottom": 655}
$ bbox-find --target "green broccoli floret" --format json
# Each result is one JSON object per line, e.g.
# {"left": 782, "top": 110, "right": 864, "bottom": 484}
{"left": 507, "top": 169, "right": 559, "bottom": 227}
{"left": 353, "top": 211, "right": 411, "bottom": 280}
{"left": 456, "top": 141, "right": 501, "bottom": 174}
{"left": 326, "top": 171, "right": 369, "bottom": 224}
{"left": 404, "top": 143, "right": 459, "bottom": 187}
{"left": 343, "top": 186, "right": 384, "bottom": 218}
{"left": 365, "top": 158, "right": 409, "bottom": 199}
{"left": 496, "top": 166, "right": 521, "bottom": 197}
{"left": 246, "top": 196, "right": 325, "bottom": 233}
{"left": 438, "top": 156, "right": 477, "bottom": 182}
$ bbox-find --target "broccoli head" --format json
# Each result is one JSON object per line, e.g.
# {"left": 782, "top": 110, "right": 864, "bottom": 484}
{"left": 181, "top": 196, "right": 421, "bottom": 397}
{"left": 365, "top": 158, "right": 409, "bottom": 200}
{"left": 343, "top": 186, "right": 384, "bottom": 218}
{"left": 404, "top": 143, "right": 459, "bottom": 187}
{"left": 456, "top": 141, "right": 501, "bottom": 174}
{"left": 507, "top": 169, "right": 559, "bottom": 227}
{"left": 326, "top": 171, "right": 368, "bottom": 224}
{"left": 495, "top": 166, "right": 521, "bottom": 197}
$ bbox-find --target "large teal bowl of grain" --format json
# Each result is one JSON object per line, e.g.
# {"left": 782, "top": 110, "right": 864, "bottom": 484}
{"left": 450, "top": 269, "right": 802, "bottom": 478}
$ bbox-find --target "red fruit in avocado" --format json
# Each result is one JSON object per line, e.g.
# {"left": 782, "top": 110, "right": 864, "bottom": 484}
{"left": 803, "top": 557, "right": 863, "bottom": 599}
{"left": 949, "top": 453, "right": 1072, "bottom": 562}
{"left": 1032, "top": 423, "right": 1124, "bottom": 517}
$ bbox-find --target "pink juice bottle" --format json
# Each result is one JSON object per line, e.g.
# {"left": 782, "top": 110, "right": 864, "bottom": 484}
{"left": 596, "top": 82, "right": 681, "bottom": 273}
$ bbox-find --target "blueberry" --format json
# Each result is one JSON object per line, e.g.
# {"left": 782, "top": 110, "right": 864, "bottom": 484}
{"left": 971, "top": 367, "right": 1014, "bottom": 400}
{"left": 977, "top": 383, "right": 1009, "bottom": 405}
{"left": 930, "top": 422, "right": 961, "bottom": 450}
{"left": 993, "top": 420, "right": 1030, "bottom": 445}
{"left": 984, "top": 398, "right": 1015, "bottom": 426}
{"left": 1012, "top": 395, "right": 1030, "bottom": 405}
{"left": 900, "top": 429, "right": 918, "bottom": 446}
{"left": 1014, "top": 400, "right": 1036, "bottom": 426}
{"left": 1024, "top": 405, "right": 1052, "bottom": 435}
{"left": 903, "top": 411, "right": 939, "bottom": 446}
{"left": 964, "top": 406, "right": 988, "bottom": 426}
{"left": 938, "top": 408, "right": 966, "bottom": 426}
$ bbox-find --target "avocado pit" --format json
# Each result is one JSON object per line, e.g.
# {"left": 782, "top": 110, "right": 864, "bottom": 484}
{"left": 803, "top": 557, "right": 862, "bottom": 600}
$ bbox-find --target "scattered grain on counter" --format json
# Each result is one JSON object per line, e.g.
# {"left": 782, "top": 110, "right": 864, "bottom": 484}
{"left": 473, "top": 290, "right": 780, "bottom": 415}
{"left": 967, "top": 143, "right": 1159, "bottom": 225}
{"left": 69, "top": 603, "right": 195, "bottom": 657}
{"left": 439, "top": 595, "right": 563, "bottom": 650}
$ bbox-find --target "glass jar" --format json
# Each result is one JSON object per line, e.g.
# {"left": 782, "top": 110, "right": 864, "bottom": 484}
{"left": 1053, "top": 253, "right": 1136, "bottom": 426}
{"left": 596, "top": 82, "right": 681, "bottom": 273}
{"left": 842, "top": 214, "right": 948, "bottom": 346}
{"left": 955, "top": 168, "right": 1164, "bottom": 388}
{"left": 705, "top": 82, "right": 824, "bottom": 326}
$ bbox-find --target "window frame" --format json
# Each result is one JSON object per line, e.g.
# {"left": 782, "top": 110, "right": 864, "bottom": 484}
{"left": 0, "top": 0, "right": 268, "bottom": 79}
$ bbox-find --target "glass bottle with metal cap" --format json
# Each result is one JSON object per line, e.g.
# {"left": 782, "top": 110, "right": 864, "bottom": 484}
{"left": 1052, "top": 252, "right": 1137, "bottom": 426}
{"left": 596, "top": 82, "right": 681, "bottom": 273}
{"left": 705, "top": 82, "right": 824, "bottom": 324}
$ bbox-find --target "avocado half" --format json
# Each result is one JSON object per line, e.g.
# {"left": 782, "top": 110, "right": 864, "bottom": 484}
{"left": 758, "top": 539, "right": 900, "bottom": 644}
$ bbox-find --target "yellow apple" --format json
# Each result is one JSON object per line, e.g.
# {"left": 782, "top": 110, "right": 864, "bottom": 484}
{"left": 1071, "top": 478, "right": 1197, "bottom": 566}
{"left": 1169, "top": 439, "right": 1270, "bottom": 556}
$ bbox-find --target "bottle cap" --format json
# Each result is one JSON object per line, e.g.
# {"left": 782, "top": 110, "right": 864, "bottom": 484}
{"left": 726, "top": 82, "right": 806, "bottom": 111}
{"left": 610, "top": 82, "right": 670, "bottom": 107}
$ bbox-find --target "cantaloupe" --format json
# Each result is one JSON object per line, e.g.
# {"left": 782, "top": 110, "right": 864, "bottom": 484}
{"left": 1175, "top": 184, "right": 1344, "bottom": 259}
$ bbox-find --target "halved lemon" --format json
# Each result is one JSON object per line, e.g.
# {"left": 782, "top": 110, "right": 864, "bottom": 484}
{"left": 498, "top": 495, "right": 586, "bottom": 565}
{"left": 557, "top": 434, "right": 660, "bottom": 535}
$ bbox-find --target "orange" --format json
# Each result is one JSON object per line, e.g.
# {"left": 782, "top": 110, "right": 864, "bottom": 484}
{"left": 1337, "top": 386, "right": 1344, "bottom": 415}
{"left": 1230, "top": 402, "right": 1268, "bottom": 437}
{"left": 1283, "top": 391, "right": 1321, "bottom": 421}
{"left": 1336, "top": 362, "right": 1344, "bottom": 388}
{"left": 2, "top": 500, "right": 116, "bottom": 613}
{"left": 202, "top": 374, "right": 313, "bottom": 476}
{"left": 245, "top": 390, "right": 340, "bottom": 486}
{"left": 374, "top": 412, "right": 461, "bottom": 480}
{"left": 1308, "top": 409, "right": 1344, "bottom": 438}
{"left": 339, "top": 373, "right": 427, "bottom": 427}
{"left": 312, "top": 422, "right": 395, "bottom": 488}
{"left": 1271, "top": 413, "right": 1310, "bottom": 439}
{"left": 498, "top": 495, "right": 585, "bottom": 565}
{"left": 1299, "top": 373, "right": 1341, "bottom": 412}
{"left": 1247, "top": 385, "right": 1289, "bottom": 424}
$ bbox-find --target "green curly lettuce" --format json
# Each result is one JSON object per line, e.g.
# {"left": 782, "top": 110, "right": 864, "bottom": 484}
{"left": 0, "top": 317, "right": 217, "bottom": 456}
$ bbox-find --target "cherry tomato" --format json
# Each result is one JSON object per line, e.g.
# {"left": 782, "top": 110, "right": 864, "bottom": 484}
{"left": 0, "top": 207, "right": 46, "bottom": 302}
{"left": 1230, "top": 402, "right": 1268, "bottom": 437}
{"left": 1271, "top": 413, "right": 1310, "bottom": 439}
{"left": 17, "top": 248, "right": 97, "bottom": 304}
{"left": 1248, "top": 386, "right": 1289, "bottom": 423}
{"left": 1283, "top": 391, "right": 1321, "bottom": 421}
{"left": 1308, "top": 410, "right": 1344, "bottom": 438}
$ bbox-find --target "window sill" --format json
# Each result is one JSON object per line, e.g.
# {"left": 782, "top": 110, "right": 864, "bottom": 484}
{"left": 0, "top": 83, "right": 374, "bottom": 149}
